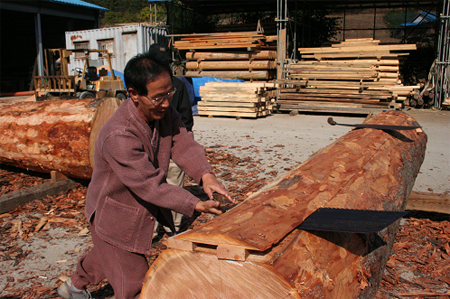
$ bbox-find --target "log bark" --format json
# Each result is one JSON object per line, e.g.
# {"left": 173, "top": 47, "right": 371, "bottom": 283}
{"left": 141, "top": 110, "right": 427, "bottom": 299}
{"left": 0, "top": 97, "right": 122, "bottom": 179}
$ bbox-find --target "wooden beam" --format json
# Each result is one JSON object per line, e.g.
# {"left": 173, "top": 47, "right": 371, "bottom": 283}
{"left": 0, "top": 179, "right": 76, "bottom": 214}
{"left": 406, "top": 191, "right": 450, "bottom": 214}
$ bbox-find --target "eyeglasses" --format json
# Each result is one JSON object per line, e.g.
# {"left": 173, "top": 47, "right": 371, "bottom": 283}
{"left": 143, "top": 87, "right": 176, "bottom": 105}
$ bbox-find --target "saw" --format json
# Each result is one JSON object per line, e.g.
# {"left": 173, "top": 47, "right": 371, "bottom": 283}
{"left": 328, "top": 117, "right": 421, "bottom": 131}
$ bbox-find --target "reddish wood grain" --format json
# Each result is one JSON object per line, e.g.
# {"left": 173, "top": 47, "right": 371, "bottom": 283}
{"left": 142, "top": 110, "right": 427, "bottom": 298}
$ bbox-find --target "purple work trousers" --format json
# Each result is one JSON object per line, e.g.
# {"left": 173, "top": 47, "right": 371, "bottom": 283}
{"left": 71, "top": 223, "right": 149, "bottom": 299}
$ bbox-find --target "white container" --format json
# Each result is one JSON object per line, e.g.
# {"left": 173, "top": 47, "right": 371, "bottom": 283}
{"left": 65, "top": 24, "right": 167, "bottom": 75}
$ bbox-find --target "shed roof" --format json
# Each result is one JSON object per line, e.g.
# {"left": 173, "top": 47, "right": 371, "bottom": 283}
{"left": 44, "top": 0, "right": 108, "bottom": 11}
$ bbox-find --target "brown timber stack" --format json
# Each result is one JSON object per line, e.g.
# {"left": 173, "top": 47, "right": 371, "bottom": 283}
{"left": 280, "top": 38, "right": 420, "bottom": 112}
{"left": 174, "top": 32, "right": 277, "bottom": 81}
{"left": 0, "top": 97, "right": 122, "bottom": 179}
{"left": 141, "top": 110, "right": 427, "bottom": 298}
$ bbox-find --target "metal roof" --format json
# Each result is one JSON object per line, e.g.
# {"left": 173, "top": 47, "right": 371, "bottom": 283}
{"left": 44, "top": 0, "right": 108, "bottom": 11}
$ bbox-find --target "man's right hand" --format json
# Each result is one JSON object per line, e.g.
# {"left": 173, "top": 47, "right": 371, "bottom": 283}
{"left": 195, "top": 200, "right": 223, "bottom": 215}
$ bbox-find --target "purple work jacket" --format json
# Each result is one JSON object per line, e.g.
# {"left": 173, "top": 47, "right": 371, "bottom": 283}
{"left": 85, "top": 98, "right": 212, "bottom": 255}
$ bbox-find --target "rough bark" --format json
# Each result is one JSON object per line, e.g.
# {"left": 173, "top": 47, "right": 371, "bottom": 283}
{"left": 141, "top": 110, "right": 427, "bottom": 299}
{"left": 0, "top": 98, "right": 122, "bottom": 179}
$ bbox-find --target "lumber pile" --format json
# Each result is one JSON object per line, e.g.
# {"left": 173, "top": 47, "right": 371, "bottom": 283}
{"left": 279, "top": 38, "right": 420, "bottom": 112}
{"left": 140, "top": 110, "right": 427, "bottom": 298}
{"left": 197, "top": 82, "right": 277, "bottom": 118}
{"left": 173, "top": 32, "right": 277, "bottom": 81}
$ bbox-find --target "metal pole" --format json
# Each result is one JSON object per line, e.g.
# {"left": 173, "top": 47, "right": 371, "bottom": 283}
{"left": 373, "top": 6, "right": 376, "bottom": 40}
{"left": 434, "top": 0, "right": 449, "bottom": 108}
{"left": 34, "top": 12, "right": 44, "bottom": 77}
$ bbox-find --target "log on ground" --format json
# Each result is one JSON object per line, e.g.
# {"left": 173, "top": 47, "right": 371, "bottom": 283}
{"left": 141, "top": 110, "right": 427, "bottom": 299}
{"left": 0, "top": 97, "right": 122, "bottom": 179}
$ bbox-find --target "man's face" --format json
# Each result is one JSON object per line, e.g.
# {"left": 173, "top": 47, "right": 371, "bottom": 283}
{"left": 130, "top": 72, "right": 173, "bottom": 123}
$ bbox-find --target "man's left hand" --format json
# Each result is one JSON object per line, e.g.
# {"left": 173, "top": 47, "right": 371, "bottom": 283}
{"left": 201, "top": 173, "right": 235, "bottom": 203}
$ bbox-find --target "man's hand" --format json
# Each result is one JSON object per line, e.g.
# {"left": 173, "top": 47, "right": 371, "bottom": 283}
{"left": 201, "top": 172, "right": 234, "bottom": 203}
{"left": 195, "top": 200, "right": 223, "bottom": 215}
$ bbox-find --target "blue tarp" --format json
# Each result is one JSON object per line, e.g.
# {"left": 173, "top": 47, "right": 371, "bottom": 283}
{"left": 401, "top": 12, "right": 437, "bottom": 26}
{"left": 191, "top": 77, "right": 244, "bottom": 115}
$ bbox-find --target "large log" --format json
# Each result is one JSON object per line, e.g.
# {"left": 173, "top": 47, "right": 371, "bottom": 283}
{"left": 0, "top": 97, "right": 122, "bottom": 179}
{"left": 141, "top": 110, "right": 427, "bottom": 298}
{"left": 185, "top": 70, "right": 273, "bottom": 80}
{"left": 185, "top": 50, "right": 277, "bottom": 60}
{"left": 185, "top": 60, "right": 276, "bottom": 70}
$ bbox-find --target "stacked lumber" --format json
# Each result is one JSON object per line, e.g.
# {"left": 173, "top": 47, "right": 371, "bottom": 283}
{"left": 197, "top": 82, "right": 277, "bottom": 118}
{"left": 174, "top": 32, "right": 277, "bottom": 81}
{"left": 279, "top": 38, "right": 420, "bottom": 111}
{"left": 173, "top": 32, "right": 277, "bottom": 50}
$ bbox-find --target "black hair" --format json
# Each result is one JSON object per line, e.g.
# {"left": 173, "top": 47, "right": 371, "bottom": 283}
{"left": 124, "top": 51, "right": 172, "bottom": 96}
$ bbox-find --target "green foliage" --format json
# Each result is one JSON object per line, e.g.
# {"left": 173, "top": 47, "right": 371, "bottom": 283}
{"left": 83, "top": 0, "right": 151, "bottom": 25}
{"left": 232, "top": 11, "right": 277, "bottom": 24}
{"left": 163, "top": 1, "right": 218, "bottom": 33}
{"left": 292, "top": 10, "right": 339, "bottom": 47}
{"left": 82, "top": 0, "right": 338, "bottom": 42}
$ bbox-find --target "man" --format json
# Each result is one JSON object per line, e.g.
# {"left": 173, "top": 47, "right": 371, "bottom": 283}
{"left": 57, "top": 51, "right": 233, "bottom": 299}
{"left": 148, "top": 44, "right": 195, "bottom": 239}
{"left": 153, "top": 76, "right": 194, "bottom": 238}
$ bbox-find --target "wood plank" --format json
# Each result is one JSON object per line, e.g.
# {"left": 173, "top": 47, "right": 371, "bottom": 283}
{"left": 406, "top": 191, "right": 450, "bottom": 214}
{"left": 277, "top": 96, "right": 387, "bottom": 105}
{"left": 0, "top": 179, "right": 77, "bottom": 214}
{"left": 185, "top": 50, "right": 277, "bottom": 61}
{"left": 197, "top": 101, "right": 262, "bottom": 108}
{"left": 205, "top": 82, "right": 278, "bottom": 88}
{"left": 197, "top": 110, "right": 268, "bottom": 118}
{"left": 276, "top": 100, "right": 386, "bottom": 109}
{"left": 217, "top": 245, "right": 249, "bottom": 261}
{"left": 298, "top": 44, "right": 417, "bottom": 54}
{"left": 301, "top": 53, "right": 409, "bottom": 59}
{"left": 198, "top": 106, "right": 259, "bottom": 113}
{"left": 199, "top": 96, "right": 261, "bottom": 103}
{"left": 292, "top": 59, "right": 400, "bottom": 66}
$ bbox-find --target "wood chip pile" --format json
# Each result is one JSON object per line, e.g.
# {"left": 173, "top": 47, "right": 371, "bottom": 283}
{"left": 279, "top": 38, "right": 421, "bottom": 111}
{"left": 198, "top": 82, "right": 277, "bottom": 118}
{"left": 173, "top": 32, "right": 277, "bottom": 81}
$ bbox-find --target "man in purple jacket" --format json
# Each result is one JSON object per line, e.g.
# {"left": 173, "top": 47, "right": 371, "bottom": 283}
{"left": 57, "top": 51, "right": 233, "bottom": 299}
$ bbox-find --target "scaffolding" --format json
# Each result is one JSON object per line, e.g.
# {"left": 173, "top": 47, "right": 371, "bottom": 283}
{"left": 434, "top": 0, "right": 449, "bottom": 108}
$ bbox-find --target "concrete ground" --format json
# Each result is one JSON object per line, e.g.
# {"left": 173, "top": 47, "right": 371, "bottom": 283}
{"left": 193, "top": 109, "right": 449, "bottom": 195}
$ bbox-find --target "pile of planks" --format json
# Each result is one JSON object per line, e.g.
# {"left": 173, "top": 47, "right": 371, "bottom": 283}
{"left": 197, "top": 82, "right": 277, "bottom": 118}
{"left": 279, "top": 38, "right": 420, "bottom": 112}
{"left": 173, "top": 32, "right": 277, "bottom": 81}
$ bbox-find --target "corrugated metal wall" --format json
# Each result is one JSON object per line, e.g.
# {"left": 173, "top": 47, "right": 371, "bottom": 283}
{"left": 65, "top": 24, "right": 167, "bottom": 75}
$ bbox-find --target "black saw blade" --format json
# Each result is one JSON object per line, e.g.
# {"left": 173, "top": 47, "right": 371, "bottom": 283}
{"left": 299, "top": 208, "right": 408, "bottom": 233}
